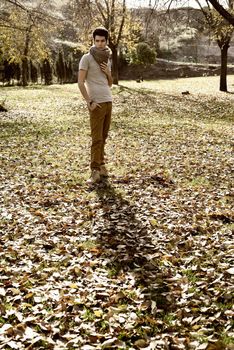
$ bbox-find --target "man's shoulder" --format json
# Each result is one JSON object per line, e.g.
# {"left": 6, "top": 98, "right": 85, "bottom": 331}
{"left": 79, "top": 53, "right": 92, "bottom": 70}
{"left": 81, "top": 52, "right": 92, "bottom": 60}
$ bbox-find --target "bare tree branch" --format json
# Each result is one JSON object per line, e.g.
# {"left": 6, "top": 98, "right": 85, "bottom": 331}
{"left": 207, "top": 0, "right": 234, "bottom": 25}
{"left": 95, "top": 0, "right": 107, "bottom": 24}
{"left": 196, "top": 0, "right": 211, "bottom": 22}
{"left": 116, "top": 0, "right": 126, "bottom": 45}
{"left": 3, "top": 0, "right": 27, "bottom": 11}
{"left": 0, "top": 23, "right": 26, "bottom": 30}
{"left": 104, "top": 0, "right": 110, "bottom": 20}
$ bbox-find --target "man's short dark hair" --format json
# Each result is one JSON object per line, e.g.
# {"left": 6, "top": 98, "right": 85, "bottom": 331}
{"left": 93, "top": 27, "right": 109, "bottom": 41}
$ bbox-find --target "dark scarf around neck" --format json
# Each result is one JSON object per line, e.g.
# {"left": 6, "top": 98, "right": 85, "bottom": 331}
{"left": 90, "top": 46, "right": 111, "bottom": 65}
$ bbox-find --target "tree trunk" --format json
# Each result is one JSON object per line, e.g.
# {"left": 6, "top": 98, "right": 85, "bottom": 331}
{"left": 22, "top": 20, "right": 32, "bottom": 86}
{"left": 22, "top": 36, "right": 29, "bottom": 86}
{"left": 219, "top": 42, "right": 229, "bottom": 92}
{"left": 110, "top": 44, "right": 119, "bottom": 85}
{"left": 22, "top": 57, "right": 28, "bottom": 86}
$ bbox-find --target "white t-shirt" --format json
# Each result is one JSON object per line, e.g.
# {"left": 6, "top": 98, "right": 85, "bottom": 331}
{"left": 79, "top": 53, "right": 112, "bottom": 103}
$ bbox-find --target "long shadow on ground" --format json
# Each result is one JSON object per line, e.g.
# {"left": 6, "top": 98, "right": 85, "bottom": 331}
{"left": 93, "top": 178, "right": 174, "bottom": 314}
{"left": 88, "top": 174, "right": 233, "bottom": 347}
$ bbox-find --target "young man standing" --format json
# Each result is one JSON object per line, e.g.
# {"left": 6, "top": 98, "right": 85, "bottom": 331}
{"left": 78, "top": 27, "right": 113, "bottom": 184}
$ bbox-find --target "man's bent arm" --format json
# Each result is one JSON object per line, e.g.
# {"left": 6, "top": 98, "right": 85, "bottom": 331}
{"left": 106, "top": 71, "right": 113, "bottom": 87}
{"left": 78, "top": 69, "right": 91, "bottom": 103}
{"left": 100, "top": 63, "right": 113, "bottom": 87}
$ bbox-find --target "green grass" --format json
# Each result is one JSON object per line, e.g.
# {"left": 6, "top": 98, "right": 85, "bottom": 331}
{"left": 182, "top": 269, "right": 199, "bottom": 283}
{"left": 221, "top": 333, "right": 234, "bottom": 345}
{"left": 78, "top": 239, "right": 98, "bottom": 250}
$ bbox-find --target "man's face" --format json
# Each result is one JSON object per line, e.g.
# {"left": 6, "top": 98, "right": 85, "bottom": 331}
{"left": 94, "top": 35, "right": 107, "bottom": 49}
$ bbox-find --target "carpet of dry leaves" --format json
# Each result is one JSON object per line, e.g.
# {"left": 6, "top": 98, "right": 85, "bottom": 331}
{"left": 0, "top": 79, "right": 234, "bottom": 350}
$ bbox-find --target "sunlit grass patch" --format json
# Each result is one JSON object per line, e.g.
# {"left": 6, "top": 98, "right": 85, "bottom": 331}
{"left": 77, "top": 239, "right": 98, "bottom": 250}
{"left": 184, "top": 176, "right": 211, "bottom": 188}
{"left": 119, "top": 75, "right": 234, "bottom": 95}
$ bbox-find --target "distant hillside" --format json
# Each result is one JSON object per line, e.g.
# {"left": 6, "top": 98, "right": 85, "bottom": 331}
{"left": 119, "top": 59, "right": 234, "bottom": 80}
{"left": 135, "top": 7, "right": 234, "bottom": 64}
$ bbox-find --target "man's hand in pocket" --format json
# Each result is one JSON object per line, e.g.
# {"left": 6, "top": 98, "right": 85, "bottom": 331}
{"left": 88, "top": 102, "right": 101, "bottom": 111}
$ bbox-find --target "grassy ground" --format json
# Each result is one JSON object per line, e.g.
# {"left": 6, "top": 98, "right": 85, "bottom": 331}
{"left": 0, "top": 77, "right": 234, "bottom": 349}
{"left": 121, "top": 75, "right": 234, "bottom": 95}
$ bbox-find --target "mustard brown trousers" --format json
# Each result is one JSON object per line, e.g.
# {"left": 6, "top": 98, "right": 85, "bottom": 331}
{"left": 89, "top": 101, "right": 112, "bottom": 170}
